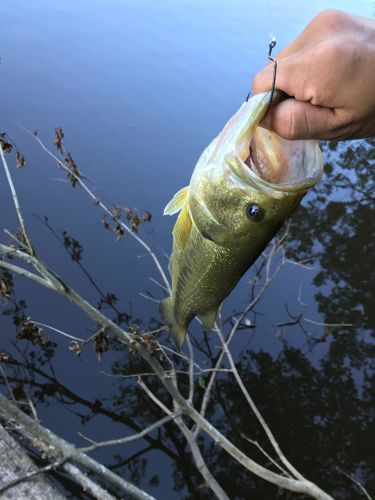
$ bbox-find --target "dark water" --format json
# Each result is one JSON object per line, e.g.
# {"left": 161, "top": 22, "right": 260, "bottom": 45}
{"left": 0, "top": 1, "right": 374, "bottom": 499}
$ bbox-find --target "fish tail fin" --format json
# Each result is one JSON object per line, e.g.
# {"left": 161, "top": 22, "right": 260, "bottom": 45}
{"left": 199, "top": 308, "right": 217, "bottom": 333}
{"left": 160, "top": 297, "right": 187, "bottom": 349}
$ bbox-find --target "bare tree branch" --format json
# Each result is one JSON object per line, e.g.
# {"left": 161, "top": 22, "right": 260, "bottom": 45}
{"left": 62, "top": 462, "right": 117, "bottom": 500}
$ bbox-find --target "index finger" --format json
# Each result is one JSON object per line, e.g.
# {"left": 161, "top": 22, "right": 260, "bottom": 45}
{"left": 252, "top": 52, "right": 310, "bottom": 100}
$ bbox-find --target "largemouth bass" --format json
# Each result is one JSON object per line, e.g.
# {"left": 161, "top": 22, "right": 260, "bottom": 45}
{"left": 161, "top": 91, "right": 323, "bottom": 348}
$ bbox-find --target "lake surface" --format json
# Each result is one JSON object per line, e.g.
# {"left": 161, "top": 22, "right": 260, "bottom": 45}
{"left": 0, "top": 1, "right": 374, "bottom": 499}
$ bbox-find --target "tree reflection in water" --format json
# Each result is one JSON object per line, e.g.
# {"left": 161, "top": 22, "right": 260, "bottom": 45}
{"left": 0, "top": 138, "right": 374, "bottom": 499}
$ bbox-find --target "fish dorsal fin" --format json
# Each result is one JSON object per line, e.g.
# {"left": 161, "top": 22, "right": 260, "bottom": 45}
{"left": 163, "top": 186, "right": 189, "bottom": 215}
{"left": 173, "top": 202, "right": 192, "bottom": 249}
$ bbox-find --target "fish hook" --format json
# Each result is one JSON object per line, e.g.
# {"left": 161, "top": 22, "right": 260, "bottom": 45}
{"left": 245, "top": 37, "right": 278, "bottom": 106}
{"left": 267, "top": 37, "right": 278, "bottom": 108}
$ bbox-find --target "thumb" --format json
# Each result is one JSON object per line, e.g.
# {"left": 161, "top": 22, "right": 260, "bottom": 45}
{"left": 260, "top": 98, "right": 339, "bottom": 140}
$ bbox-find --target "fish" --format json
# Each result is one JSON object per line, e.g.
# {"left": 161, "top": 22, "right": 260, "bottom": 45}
{"left": 160, "top": 90, "right": 323, "bottom": 348}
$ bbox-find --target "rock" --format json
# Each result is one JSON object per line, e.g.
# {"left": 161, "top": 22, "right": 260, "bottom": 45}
{"left": 0, "top": 423, "right": 65, "bottom": 500}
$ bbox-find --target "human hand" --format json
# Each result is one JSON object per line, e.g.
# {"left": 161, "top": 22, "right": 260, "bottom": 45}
{"left": 252, "top": 9, "right": 375, "bottom": 140}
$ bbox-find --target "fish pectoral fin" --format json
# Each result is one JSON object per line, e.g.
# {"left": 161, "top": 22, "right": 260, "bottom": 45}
{"left": 173, "top": 203, "right": 192, "bottom": 249}
{"left": 163, "top": 186, "right": 189, "bottom": 215}
{"left": 160, "top": 297, "right": 187, "bottom": 349}
{"left": 199, "top": 308, "right": 217, "bottom": 332}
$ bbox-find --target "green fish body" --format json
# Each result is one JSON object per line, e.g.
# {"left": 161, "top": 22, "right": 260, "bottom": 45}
{"left": 161, "top": 91, "right": 323, "bottom": 348}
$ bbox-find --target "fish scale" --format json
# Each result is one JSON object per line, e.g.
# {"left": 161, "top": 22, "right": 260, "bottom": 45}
{"left": 161, "top": 91, "right": 323, "bottom": 348}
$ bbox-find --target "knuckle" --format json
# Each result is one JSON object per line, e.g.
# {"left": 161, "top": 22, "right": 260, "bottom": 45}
{"left": 318, "top": 38, "right": 345, "bottom": 61}
{"left": 285, "top": 107, "right": 302, "bottom": 140}
{"left": 321, "top": 37, "right": 362, "bottom": 74}
{"left": 313, "top": 9, "right": 351, "bottom": 29}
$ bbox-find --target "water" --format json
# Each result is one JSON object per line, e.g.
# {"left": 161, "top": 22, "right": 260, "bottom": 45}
{"left": 0, "top": 1, "right": 374, "bottom": 499}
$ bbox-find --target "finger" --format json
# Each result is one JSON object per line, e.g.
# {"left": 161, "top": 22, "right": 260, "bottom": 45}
{"left": 252, "top": 54, "right": 308, "bottom": 99}
{"left": 259, "top": 98, "right": 344, "bottom": 140}
{"left": 252, "top": 10, "right": 353, "bottom": 96}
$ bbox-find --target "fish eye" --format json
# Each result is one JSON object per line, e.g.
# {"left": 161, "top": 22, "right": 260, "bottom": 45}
{"left": 246, "top": 204, "right": 264, "bottom": 222}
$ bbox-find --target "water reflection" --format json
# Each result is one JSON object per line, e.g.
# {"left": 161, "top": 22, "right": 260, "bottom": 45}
{"left": 1, "top": 138, "right": 374, "bottom": 498}
{"left": 289, "top": 138, "right": 375, "bottom": 338}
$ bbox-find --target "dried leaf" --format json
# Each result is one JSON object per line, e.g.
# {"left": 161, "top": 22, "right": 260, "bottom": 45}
{"left": 141, "top": 333, "right": 159, "bottom": 353}
{"left": 143, "top": 211, "right": 152, "bottom": 222}
{"left": 0, "top": 136, "right": 13, "bottom": 153}
{"left": 65, "top": 152, "right": 81, "bottom": 187}
{"left": 16, "top": 151, "right": 25, "bottom": 168}
{"left": 115, "top": 224, "right": 125, "bottom": 240}
{"left": 54, "top": 127, "right": 64, "bottom": 153}
{"left": 62, "top": 231, "right": 83, "bottom": 262}
{"left": 111, "top": 206, "right": 122, "bottom": 220}
{"left": 69, "top": 340, "right": 82, "bottom": 357}
{"left": 17, "top": 318, "right": 49, "bottom": 347}
{"left": 93, "top": 327, "right": 109, "bottom": 361}
{"left": 0, "top": 271, "right": 13, "bottom": 297}
{"left": 101, "top": 215, "right": 110, "bottom": 230}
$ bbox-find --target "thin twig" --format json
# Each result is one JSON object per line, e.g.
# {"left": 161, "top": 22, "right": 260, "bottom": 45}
{"left": 0, "top": 459, "right": 65, "bottom": 496}
{"left": 26, "top": 395, "right": 39, "bottom": 421}
{"left": 0, "top": 143, "right": 34, "bottom": 255}
{"left": 0, "top": 364, "right": 16, "bottom": 402}
{"left": 149, "top": 277, "right": 169, "bottom": 292}
{"left": 99, "top": 368, "right": 232, "bottom": 380}
{"left": 303, "top": 318, "right": 352, "bottom": 328}
{"left": 33, "top": 322, "right": 85, "bottom": 342}
{"left": 79, "top": 412, "right": 179, "bottom": 453}
{"left": 186, "top": 335, "right": 194, "bottom": 404}
{"left": 137, "top": 377, "right": 172, "bottom": 415}
{"left": 3, "top": 229, "right": 28, "bottom": 250}
{"left": 138, "top": 292, "right": 160, "bottom": 304}
{"left": 336, "top": 467, "right": 373, "bottom": 500}
{"left": 241, "top": 433, "right": 291, "bottom": 477}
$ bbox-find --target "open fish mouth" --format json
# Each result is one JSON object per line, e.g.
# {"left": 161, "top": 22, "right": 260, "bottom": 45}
{"left": 245, "top": 126, "right": 322, "bottom": 190}
{"left": 244, "top": 126, "right": 321, "bottom": 190}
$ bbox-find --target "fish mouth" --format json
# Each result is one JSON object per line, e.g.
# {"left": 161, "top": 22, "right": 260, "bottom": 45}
{"left": 244, "top": 126, "right": 323, "bottom": 192}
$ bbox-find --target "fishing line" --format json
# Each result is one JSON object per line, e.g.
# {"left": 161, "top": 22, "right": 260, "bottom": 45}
{"left": 245, "top": 0, "right": 277, "bottom": 105}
